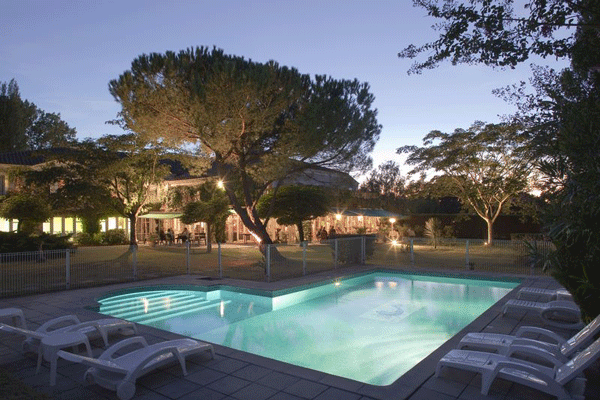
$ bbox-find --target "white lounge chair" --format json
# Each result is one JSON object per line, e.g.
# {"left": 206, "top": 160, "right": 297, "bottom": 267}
{"left": 503, "top": 299, "right": 584, "bottom": 329}
{"left": 0, "top": 314, "right": 138, "bottom": 351}
{"left": 58, "top": 336, "right": 215, "bottom": 400}
{"left": 518, "top": 287, "right": 573, "bottom": 302}
{"left": 458, "top": 314, "right": 600, "bottom": 362}
{"left": 436, "top": 336, "right": 600, "bottom": 400}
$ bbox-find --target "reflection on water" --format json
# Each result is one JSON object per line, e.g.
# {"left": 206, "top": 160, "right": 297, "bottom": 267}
{"left": 98, "top": 274, "right": 516, "bottom": 386}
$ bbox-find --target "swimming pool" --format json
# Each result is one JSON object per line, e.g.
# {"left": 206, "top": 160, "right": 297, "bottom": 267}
{"left": 97, "top": 272, "right": 517, "bottom": 385}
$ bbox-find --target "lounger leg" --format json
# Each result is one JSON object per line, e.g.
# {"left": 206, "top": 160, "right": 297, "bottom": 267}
{"left": 36, "top": 348, "right": 43, "bottom": 374}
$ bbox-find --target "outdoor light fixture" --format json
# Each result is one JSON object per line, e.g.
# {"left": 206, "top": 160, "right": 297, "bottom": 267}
{"left": 391, "top": 240, "right": 398, "bottom": 246}
{"left": 217, "top": 180, "right": 224, "bottom": 189}
{"left": 336, "top": 214, "right": 342, "bottom": 220}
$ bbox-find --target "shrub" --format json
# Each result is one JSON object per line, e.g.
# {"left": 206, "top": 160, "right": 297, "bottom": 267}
{"left": 329, "top": 234, "right": 376, "bottom": 265}
{"left": 74, "top": 232, "right": 103, "bottom": 246}
{"left": 102, "top": 229, "right": 128, "bottom": 245}
{"left": 0, "top": 232, "right": 75, "bottom": 254}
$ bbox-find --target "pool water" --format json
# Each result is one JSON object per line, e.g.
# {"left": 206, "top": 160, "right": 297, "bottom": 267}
{"left": 97, "top": 272, "right": 517, "bottom": 385}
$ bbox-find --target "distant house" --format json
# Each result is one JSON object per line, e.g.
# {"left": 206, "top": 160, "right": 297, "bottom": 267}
{"left": 3, "top": 149, "right": 390, "bottom": 244}
{"left": 0, "top": 149, "right": 130, "bottom": 235}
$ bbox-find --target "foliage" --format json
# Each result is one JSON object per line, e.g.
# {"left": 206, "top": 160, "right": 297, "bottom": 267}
{"left": 329, "top": 234, "right": 376, "bottom": 265}
{"left": 102, "top": 229, "right": 129, "bottom": 245}
{"left": 20, "top": 146, "right": 115, "bottom": 234}
{"left": 0, "top": 232, "right": 74, "bottom": 253}
{"left": 398, "top": 121, "right": 532, "bottom": 244}
{"left": 358, "top": 160, "right": 407, "bottom": 213}
{"left": 424, "top": 217, "right": 443, "bottom": 248}
{"left": 0, "top": 79, "right": 75, "bottom": 152}
{"left": 256, "top": 186, "right": 330, "bottom": 243}
{"left": 73, "top": 232, "right": 104, "bottom": 246}
{"left": 399, "top": 0, "right": 580, "bottom": 74}
{"left": 109, "top": 47, "right": 380, "bottom": 244}
{"left": 402, "top": 0, "right": 600, "bottom": 319}
{"left": 0, "top": 193, "right": 52, "bottom": 234}
{"left": 25, "top": 136, "right": 171, "bottom": 245}
{"left": 177, "top": 180, "right": 230, "bottom": 251}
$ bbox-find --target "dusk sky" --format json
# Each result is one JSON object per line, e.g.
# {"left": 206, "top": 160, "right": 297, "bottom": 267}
{"left": 1, "top": 0, "right": 569, "bottom": 176}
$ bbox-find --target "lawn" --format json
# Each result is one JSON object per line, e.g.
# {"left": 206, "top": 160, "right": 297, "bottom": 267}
{"left": 0, "top": 239, "right": 548, "bottom": 298}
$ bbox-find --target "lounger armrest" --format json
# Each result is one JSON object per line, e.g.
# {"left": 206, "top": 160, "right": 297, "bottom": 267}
{"left": 99, "top": 336, "right": 149, "bottom": 361}
{"left": 0, "top": 323, "right": 45, "bottom": 340}
{"left": 515, "top": 326, "right": 567, "bottom": 345}
{"left": 39, "top": 315, "right": 81, "bottom": 333}
{"left": 506, "top": 344, "right": 564, "bottom": 370}
{"left": 509, "top": 339, "right": 568, "bottom": 362}
{"left": 128, "top": 346, "right": 181, "bottom": 380}
{"left": 57, "top": 350, "right": 128, "bottom": 375}
{"left": 490, "top": 360, "right": 564, "bottom": 396}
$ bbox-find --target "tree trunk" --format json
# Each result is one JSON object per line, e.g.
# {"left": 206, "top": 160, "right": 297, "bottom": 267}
{"left": 128, "top": 214, "right": 138, "bottom": 248}
{"left": 206, "top": 223, "right": 212, "bottom": 253}
{"left": 485, "top": 218, "right": 493, "bottom": 245}
{"left": 296, "top": 222, "right": 305, "bottom": 243}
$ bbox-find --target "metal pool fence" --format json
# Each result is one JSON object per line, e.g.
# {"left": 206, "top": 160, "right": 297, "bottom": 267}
{"left": 0, "top": 237, "right": 553, "bottom": 297}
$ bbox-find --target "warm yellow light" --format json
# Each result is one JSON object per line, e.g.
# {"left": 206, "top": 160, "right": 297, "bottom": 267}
{"left": 388, "top": 281, "right": 397, "bottom": 288}
{"left": 389, "top": 218, "right": 396, "bottom": 224}
{"left": 217, "top": 180, "right": 224, "bottom": 189}
{"left": 336, "top": 213, "right": 342, "bottom": 220}
{"left": 391, "top": 240, "right": 398, "bottom": 246}
{"left": 141, "top": 298, "right": 149, "bottom": 314}
{"left": 250, "top": 232, "right": 262, "bottom": 243}
{"left": 358, "top": 215, "right": 363, "bottom": 221}
{"left": 334, "top": 281, "right": 341, "bottom": 287}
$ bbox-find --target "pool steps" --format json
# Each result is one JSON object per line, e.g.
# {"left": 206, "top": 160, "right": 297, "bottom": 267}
{"left": 98, "top": 291, "right": 230, "bottom": 326}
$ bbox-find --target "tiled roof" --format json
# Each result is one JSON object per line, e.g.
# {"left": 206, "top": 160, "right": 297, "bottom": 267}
{"left": 0, "top": 150, "right": 46, "bottom": 166}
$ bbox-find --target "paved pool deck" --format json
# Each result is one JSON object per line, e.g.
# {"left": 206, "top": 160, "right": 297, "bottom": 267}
{"left": 1, "top": 266, "right": 599, "bottom": 400}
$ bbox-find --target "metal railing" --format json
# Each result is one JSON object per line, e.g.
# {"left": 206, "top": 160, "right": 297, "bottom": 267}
{"left": 0, "top": 237, "right": 553, "bottom": 297}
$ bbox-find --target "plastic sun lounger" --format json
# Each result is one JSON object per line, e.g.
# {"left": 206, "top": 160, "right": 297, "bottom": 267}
{"left": 58, "top": 336, "right": 215, "bottom": 400}
{"left": 503, "top": 299, "right": 585, "bottom": 330}
{"left": 518, "top": 287, "right": 573, "bottom": 302}
{"left": 0, "top": 314, "right": 138, "bottom": 352}
{"left": 436, "top": 336, "right": 600, "bottom": 400}
{"left": 458, "top": 314, "right": 600, "bottom": 362}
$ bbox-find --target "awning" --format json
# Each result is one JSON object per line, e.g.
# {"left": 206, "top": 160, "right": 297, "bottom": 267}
{"left": 138, "top": 212, "right": 183, "bottom": 219}
{"left": 330, "top": 208, "right": 404, "bottom": 218}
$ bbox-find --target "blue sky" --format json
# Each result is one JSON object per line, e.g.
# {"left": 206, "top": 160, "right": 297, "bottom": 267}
{"left": 1, "top": 0, "right": 568, "bottom": 174}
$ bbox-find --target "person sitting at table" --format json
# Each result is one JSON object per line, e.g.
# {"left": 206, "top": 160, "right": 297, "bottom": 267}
{"left": 178, "top": 227, "right": 189, "bottom": 243}
{"left": 159, "top": 229, "right": 167, "bottom": 245}
{"left": 166, "top": 228, "right": 174, "bottom": 245}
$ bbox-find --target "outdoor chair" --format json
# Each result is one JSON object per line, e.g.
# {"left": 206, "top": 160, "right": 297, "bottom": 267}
{"left": 436, "top": 336, "right": 600, "bottom": 400}
{"left": 518, "top": 287, "right": 573, "bottom": 302}
{"left": 0, "top": 314, "right": 138, "bottom": 352}
{"left": 457, "top": 313, "right": 600, "bottom": 362}
{"left": 503, "top": 299, "right": 584, "bottom": 330}
{"left": 58, "top": 336, "right": 215, "bottom": 400}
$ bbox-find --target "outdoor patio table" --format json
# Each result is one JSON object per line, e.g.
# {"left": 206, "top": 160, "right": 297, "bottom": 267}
{"left": 0, "top": 308, "right": 27, "bottom": 328}
{"left": 38, "top": 331, "right": 92, "bottom": 386}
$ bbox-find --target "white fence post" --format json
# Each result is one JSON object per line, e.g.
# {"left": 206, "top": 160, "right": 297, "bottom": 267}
{"left": 65, "top": 249, "right": 71, "bottom": 290}
{"left": 266, "top": 245, "right": 271, "bottom": 282}
{"left": 334, "top": 239, "right": 338, "bottom": 269}
{"left": 302, "top": 241, "right": 307, "bottom": 276}
{"left": 132, "top": 246, "right": 137, "bottom": 280}
{"left": 186, "top": 240, "right": 191, "bottom": 274}
{"left": 465, "top": 240, "right": 470, "bottom": 269}
{"left": 361, "top": 236, "right": 366, "bottom": 264}
{"left": 218, "top": 242, "right": 223, "bottom": 279}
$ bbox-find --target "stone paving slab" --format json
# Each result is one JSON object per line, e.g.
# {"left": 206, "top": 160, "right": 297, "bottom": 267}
{"left": 0, "top": 267, "right": 599, "bottom": 400}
